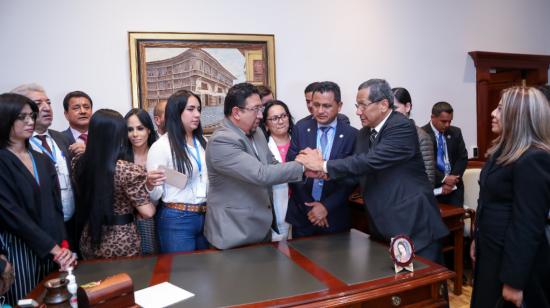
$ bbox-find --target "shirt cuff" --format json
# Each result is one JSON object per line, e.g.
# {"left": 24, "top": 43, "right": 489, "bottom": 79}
{"left": 323, "top": 161, "right": 328, "bottom": 174}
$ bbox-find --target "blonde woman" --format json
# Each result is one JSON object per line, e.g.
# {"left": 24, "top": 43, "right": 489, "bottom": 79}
{"left": 470, "top": 86, "right": 550, "bottom": 307}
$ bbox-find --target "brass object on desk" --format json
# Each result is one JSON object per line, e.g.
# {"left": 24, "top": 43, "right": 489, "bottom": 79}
{"left": 43, "top": 278, "right": 70, "bottom": 307}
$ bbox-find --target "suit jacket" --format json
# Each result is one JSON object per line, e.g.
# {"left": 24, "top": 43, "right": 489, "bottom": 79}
{"left": 62, "top": 127, "right": 76, "bottom": 145}
{"left": 0, "top": 149, "right": 66, "bottom": 258}
{"left": 422, "top": 124, "right": 468, "bottom": 206}
{"left": 471, "top": 148, "right": 550, "bottom": 307}
{"left": 286, "top": 116, "right": 358, "bottom": 233}
{"left": 326, "top": 112, "right": 448, "bottom": 252}
{"left": 204, "top": 118, "right": 304, "bottom": 249}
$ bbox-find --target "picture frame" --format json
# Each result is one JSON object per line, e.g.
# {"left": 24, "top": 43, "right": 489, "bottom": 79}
{"left": 128, "top": 32, "right": 276, "bottom": 134}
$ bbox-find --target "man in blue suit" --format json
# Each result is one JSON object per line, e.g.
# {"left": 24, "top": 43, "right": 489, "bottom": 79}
{"left": 286, "top": 81, "right": 358, "bottom": 238}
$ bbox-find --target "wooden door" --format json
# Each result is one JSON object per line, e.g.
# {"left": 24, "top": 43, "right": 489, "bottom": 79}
{"left": 469, "top": 52, "right": 550, "bottom": 160}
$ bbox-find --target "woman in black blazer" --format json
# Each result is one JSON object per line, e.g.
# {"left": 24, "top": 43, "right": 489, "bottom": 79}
{"left": 0, "top": 94, "right": 76, "bottom": 305}
{"left": 470, "top": 86, "right": 550, "bottom": 308}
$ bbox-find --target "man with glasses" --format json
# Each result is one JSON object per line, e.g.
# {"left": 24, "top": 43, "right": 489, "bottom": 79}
{"left": 205, "top": 83, "right": 306, "bottom": 249}
{"left": 61, "top": 90, "right": 93, "bottom": 156}
{"left": 296, "top": 79, "right": 448, "bottom": 263}
{"left": 11, "top": 84, "right": 77, "bottom": 250}
{"left": 286, "top": 81, "right": 357, "bottom": 238}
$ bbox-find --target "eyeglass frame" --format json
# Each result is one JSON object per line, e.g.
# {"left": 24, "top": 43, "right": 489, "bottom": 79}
{"left": 266, "top": 113, "right": 288, "bottom": 123}
{"left": 238, "top": 105, "right": 265, "bottom": 114}
{"left": 355, "top": 100, "right": 381, "bottom": 111}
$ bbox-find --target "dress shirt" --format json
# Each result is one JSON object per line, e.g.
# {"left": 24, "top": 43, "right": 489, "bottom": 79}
{"left": 69, "top": 127, "right": 88, "bottom": 144}
{"left": 30, "top": 131, "right": 75, "bottom": 221}
{"left": 429, "top": 122, "right": 451, "bottom": 176}
{"left": 146, "top": 134, "right": 208, "bottom": 204}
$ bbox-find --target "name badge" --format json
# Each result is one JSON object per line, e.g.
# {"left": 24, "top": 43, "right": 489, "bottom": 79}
{"left": 58, "top": 173, "right": 70, "bottom": 190}
{"left": 194, "top": 181, "right": 207, "bottom": 198}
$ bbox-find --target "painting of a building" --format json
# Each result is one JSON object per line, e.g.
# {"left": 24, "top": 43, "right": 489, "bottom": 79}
{"left": 146, "top": 48, "right": 237, "bottom": 108}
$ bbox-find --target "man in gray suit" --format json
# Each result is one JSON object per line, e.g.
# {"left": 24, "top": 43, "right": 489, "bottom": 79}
{"left": 205, "top": 83, "right": 305, "bottom": 249}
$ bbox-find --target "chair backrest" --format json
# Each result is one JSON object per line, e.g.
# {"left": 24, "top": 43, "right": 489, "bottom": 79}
{"left": 463, "top": 168, "right": 481, "bottom": 211}
{"left": 463, "top": 168, "right": 481, "bottom": 237}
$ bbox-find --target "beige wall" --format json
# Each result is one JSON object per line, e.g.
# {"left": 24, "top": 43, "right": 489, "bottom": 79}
{"left": 1, "top": 0, "right": 549, "bottom": 156}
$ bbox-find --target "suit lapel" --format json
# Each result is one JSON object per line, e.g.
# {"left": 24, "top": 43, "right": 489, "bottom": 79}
{"left": 305, "top": 120, "right": 318, "bottom": 150}
{"left": 329, "top": 121, "right": 345, "bottom": 160}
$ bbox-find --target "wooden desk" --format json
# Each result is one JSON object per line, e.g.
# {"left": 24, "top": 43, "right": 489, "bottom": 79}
{"left": 348, "top": 195, "right": 465, "bottom": 295}
{"left": 439, "top": 203, "right": 466, "bottom": 295}
{"left": 28, "top": 231, "right": 453, "bottom": 307}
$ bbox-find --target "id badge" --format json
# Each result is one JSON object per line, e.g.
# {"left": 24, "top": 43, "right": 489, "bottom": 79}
{"left": 195, "top": 181, "right": 207, "bottom": 198}
{"left": 58, "top": 173, "right": 69, "bottom": 190}
{"left": 195, "top": 175, "right": 207, "bottom": 198}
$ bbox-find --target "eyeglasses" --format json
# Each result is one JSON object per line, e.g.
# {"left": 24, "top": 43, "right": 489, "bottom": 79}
{"left": 355, "top": 101, "right": 378, "bottom": 111}
{"left": 266, "top": 113, "right": 288, "bottom": 123}
{"left": 239, "top": 105, "right": 265, "bottom": 114}
{"left": 16, "top": 112, "right": 37, "bottom": 122}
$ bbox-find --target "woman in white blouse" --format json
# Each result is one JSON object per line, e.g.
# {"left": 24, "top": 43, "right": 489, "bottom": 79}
{"left": 262, "top": 100, "right": 295, "bottom": 241}
{"left": 146, "top": 90, "right": 209, "bottom": 252}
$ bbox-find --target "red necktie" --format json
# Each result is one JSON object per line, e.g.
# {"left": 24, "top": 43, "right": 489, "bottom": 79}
{"left": 36, "top": 135, "right": 53, "bottom": 155}
{"left": 78, "top": 133, "right": 88, "bottom": 144}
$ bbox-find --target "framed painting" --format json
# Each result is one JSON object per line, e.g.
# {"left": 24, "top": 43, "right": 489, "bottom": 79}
{"left": 128, "top": 32, "right": 276, "bottom": 133}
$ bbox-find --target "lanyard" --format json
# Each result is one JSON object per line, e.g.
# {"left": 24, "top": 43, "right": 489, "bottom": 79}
{"left": 30, "top": 136, "right": 57, "bottom": 164}
{"left": 29, "top": 150, "right": 40, "bottom": 186}
{"left": 187, "top": 137, "right": 202, "bottom": 175}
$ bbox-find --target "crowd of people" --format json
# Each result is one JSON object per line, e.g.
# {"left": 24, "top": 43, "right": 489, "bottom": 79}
{"left": 0, "top": 80, "right": 549, "bottom": 307}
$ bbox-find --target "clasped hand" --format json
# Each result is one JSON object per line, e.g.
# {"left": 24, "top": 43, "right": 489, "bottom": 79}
{"left": 296, "top": 148, "right": 327, "bottom": 179}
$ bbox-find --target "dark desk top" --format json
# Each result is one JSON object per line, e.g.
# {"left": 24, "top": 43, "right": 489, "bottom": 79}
{"left": 29, "top": 231, "right": 453, "bottom": 307}
{"left": 289, "top": 231, "right": 427, "bottom": 285}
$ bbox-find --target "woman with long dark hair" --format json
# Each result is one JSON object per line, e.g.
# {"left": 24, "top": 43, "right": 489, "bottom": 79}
{"left": 124, "top": 109, "right": 159, "bottom": 255}
{"left": 146, "top": 90, "right": 209, "bottom": 252}
{"left": 470, "top": 87, "right": 550, "bottom": 307}
{"left": 0, "top": 93, "right": 75, "bottom": 304}
{"left": 73, "top": 109, "right": 155, "bottom": 259}
{"left": 261, "top": 100, "right": 294, "bottom": 241}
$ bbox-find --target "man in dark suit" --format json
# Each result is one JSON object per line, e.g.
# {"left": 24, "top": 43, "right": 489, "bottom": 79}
{"left": 11, "top": 83, "right": 77, "bottom": 250}
{"left": 422, "top": 102, "right": 468, "bottom": 207}
{"left": 286, "top": 81, "right": 358, "bottom": 237}
{"left": 297, "top": 79, "right": 448, "bottom": 262}
{"left": 62, "top": 90, "right": 93, "bottom": 157}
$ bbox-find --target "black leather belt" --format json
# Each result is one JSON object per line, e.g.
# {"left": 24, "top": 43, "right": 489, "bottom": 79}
{"left": 106, "top": 214, "right": 134, "bottom": 226}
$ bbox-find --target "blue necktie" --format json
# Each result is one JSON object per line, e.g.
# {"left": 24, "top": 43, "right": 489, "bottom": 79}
{"left": 312, "top": 127, "right": 331, "bottom": 201}
{"left": 436, "top": 133, "right": 446, "bottom": 173}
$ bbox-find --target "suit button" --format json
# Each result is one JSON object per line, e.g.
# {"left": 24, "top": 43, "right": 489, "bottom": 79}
{"left": 267, "top": 206, "right": 272, "bottom": 209}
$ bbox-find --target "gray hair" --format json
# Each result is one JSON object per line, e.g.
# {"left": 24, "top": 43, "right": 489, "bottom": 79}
{"left": 10, "top": 83, "right": 46, "bottom": 97}
{"left": 358, "top": 78, "right": 394, "bottom": 107}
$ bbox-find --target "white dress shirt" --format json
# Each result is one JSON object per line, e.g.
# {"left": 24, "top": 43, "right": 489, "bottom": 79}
{"left": 69, "top": 127, "right": 87, "bottom": 144}
{"left": 146, "top": 134, "right": 208, "bottom": 204}
{"left": 30, "top": 131, "right": 75, "bottom": 221}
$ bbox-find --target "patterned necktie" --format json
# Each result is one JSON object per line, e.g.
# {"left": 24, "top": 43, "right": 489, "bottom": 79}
{"left": 78, "top": 133, "right": 88, "bottom": 144}
{"left": 436, "top": 132, "right": 446, "bottom": 172}
{"left": 312, "top": 126, "right": 331, "bottom": 201}
{"left": 36, "top": 135, "right": 53, "bottom": 155}
{"left": 369, "top": 129, "right": 377, "bottom": 147}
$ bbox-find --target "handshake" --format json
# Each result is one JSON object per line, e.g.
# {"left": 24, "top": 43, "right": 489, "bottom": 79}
{"left": 295, "top": 147, "right": 328, "bottom": 179}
